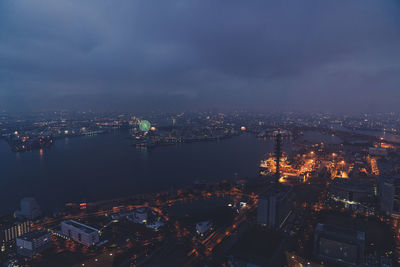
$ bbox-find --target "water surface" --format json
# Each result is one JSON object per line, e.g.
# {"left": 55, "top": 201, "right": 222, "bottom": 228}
{"left": 0, "top": 131, "right": 278, "bottom": 214}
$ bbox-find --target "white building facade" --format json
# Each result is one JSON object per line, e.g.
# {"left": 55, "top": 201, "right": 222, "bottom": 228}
{"left": 61, "top": 220, "right": 99, "bottom": 247}
{"left": 16, "top": 230, "right": 51, "bottom": 257}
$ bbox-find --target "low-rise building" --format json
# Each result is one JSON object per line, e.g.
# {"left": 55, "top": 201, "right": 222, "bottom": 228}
{"left": 369, "top": 147, "right": 388, "bottom": 157}
{"left": 16, "top": 230, "right": 51, "bottom": 257}
{"left": 313, "top": 223, "right": 365, "bottom": 266}
{"left": 329, "top": 177, "right": 372, "bottom": 205}
{"left": 130, "top": 207, "right": 149, "bottom": 224}
{"left": 196, "top": 221, "right": 213, "bottom": 237}
{"left": 61, "top": 220, "right": 99, "bottom": 247}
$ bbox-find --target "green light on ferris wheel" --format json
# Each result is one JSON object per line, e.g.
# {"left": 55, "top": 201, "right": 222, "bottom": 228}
{"left": 139, "top": 120, "right": 151, "bottom": 132}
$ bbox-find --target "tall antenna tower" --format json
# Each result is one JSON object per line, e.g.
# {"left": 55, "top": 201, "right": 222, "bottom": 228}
{"left": 275, "top": 129, "right": 282, "bottom": 184}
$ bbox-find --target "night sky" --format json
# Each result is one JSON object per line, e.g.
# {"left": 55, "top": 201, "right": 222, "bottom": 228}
{"left": 1, "top": 0, "right": 400, "bottom": 113}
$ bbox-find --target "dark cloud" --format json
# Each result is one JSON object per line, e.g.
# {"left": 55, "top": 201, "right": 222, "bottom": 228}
{"left": 0, "top": 0, "right": 399, "bottom": 112}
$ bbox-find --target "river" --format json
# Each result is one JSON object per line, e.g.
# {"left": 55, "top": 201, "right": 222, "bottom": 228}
{"left": 0, "top": 131, "right": 282, "bottom": 214}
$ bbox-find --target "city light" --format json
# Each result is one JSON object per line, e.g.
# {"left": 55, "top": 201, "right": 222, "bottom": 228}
{"left": 1, "top": 1, "right": 399, "bottom": 265}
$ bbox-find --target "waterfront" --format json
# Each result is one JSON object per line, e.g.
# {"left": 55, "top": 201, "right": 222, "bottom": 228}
{"left": 356, "top": 130, "right": 400, "bottom": 143}
{"left": 0, "top": 131, "right": 280, "bottom": 214}
{"left": 299, "top": 130, "right": 343, "bottom": 144}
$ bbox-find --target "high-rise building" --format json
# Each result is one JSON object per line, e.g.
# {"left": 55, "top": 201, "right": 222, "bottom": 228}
{"left": 378, "top": 176, "right": 400, "bottom": 216}
{"left": 380, "top": 179, "right": 395, "bottom": 216}
{"left": 15, "top": 198, "right": 41, "bottom": 220}
{"left": 61, "top": 220, "right": 99, "bottom": 247}
{"left": 257, "top": 184, "right": 292, "bottom": 229}
{"left": 16, "top": 230, "right": 52, "bottom": 257}
{"left": 257, "top": 128, "right": 292, "bottom": 229}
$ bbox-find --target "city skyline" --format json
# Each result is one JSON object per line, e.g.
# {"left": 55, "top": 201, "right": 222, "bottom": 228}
{"left": 1, "top": 1, "right": 400, "bottom": 266}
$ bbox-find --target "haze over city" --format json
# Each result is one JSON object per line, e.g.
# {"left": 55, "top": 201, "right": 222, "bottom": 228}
{"left": 2, "top": 1, "right": 400, "bottom": 267}
{"left": 1, "top": 0, "right": 400, "bottom": 112}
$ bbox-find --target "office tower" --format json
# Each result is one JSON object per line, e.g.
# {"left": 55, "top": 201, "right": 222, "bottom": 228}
{"left": 257, "top": 184, "right": 292, "bottom": 229}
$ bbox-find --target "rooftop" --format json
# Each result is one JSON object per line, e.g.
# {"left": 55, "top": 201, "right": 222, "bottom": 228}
{"left": 63, "top": 220, "right": 98, "bottom": 234}
{"left": 331, "top": 177, "right": 370, "bottom": 191}
{"left": 259, "top": 183, "right": 292, "bottom": 201}
{"left": 17, "top": 230, "right": 49, "bottom": 241}
{"left": 0, "top": 215, "right": 30, "bottom": 229}
{"left": 196, "top": 221, "right": 213, "bottom": 234}
{"left": 316, "top": 223, "right": 365, "bottom": 241}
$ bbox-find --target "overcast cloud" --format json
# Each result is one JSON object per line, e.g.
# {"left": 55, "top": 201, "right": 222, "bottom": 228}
{"left": 0, "top": 0, "right": 400, "bottom": 112}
